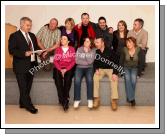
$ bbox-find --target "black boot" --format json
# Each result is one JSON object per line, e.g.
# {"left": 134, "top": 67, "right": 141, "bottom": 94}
{"left": 63, "top": 99, "right": 69, "bottom": 111}
{"left": 130, "top": 99, "right": 136, "bottom": 106}
{"left": 126, "top": 98, "right": 130, "bottom": 103}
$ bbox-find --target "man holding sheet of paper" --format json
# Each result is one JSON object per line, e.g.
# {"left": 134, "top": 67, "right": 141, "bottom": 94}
{"left": 8, "top": 17, "right": 43, "bottom": 114}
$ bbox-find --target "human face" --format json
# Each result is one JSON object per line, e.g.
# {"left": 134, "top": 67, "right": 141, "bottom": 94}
{"left": 94, "top": 38, "right": 103, "bottom": 49}
{"left": 61, "top": 36, "right": 69, "bottom": 46}
{"left": 84, "top": 38, "right": 91, "bottom": 48}
{"left": 21, "top": 20, "right": 32, "bottom": 33}
{"left": 49, "top": 19, "right": 58, "bottom": 30}
{"left": 126, "top": 40, "right": 135, "bottom": 50}
{"left": 118, "top": 22, "right": 125, "bottom": 32}
{"left": 108, "top": 27, "right": 113, "bottom": 34}
{"left": 133, "top": 21, "right": 141, "bottom": 32}
{"left": 81, "top": 15, "right": 89, "bottom": 26}
{"left": 98, "top": 19, "right": 106, "bottom": 30}
{"left": 65, "top": 21, "right": 72, "bottom": 30}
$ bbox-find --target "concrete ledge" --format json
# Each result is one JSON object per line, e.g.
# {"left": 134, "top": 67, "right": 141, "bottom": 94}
{"left": 5, "top": 63, "right": 155, "bottom": 106}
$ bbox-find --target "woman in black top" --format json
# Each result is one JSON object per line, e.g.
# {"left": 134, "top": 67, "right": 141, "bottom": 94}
{"left": 112, "top": 20, "right": 129, "bottom": 58}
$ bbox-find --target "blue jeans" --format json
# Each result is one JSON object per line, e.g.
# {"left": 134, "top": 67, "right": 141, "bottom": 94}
{"left": 124, "top": 67, "right": 137, "bottom": 101}
{"left": 74, "top": 67, "right": 93, "bottom": 100}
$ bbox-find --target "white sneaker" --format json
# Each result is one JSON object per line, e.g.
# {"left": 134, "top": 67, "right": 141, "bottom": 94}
{"left": 88, "top": 100, "right": 93, "bottom": 109}
{"left": 74, "top": 101, "right": 80, "bottom": 109}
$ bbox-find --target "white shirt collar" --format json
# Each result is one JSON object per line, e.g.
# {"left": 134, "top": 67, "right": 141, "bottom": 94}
{"left": 19, "top": 29, "right": 34, "bottom": 50}
{"left": 20, "top": 29, "right": 27, "bottom": 35}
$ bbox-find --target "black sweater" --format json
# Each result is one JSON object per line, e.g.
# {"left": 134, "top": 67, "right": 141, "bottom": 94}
{"left": 93, "top": 47, "right": 119, "bottom": 75}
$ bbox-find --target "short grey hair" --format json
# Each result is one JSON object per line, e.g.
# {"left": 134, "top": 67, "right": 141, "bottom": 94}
{"left": 20, "top": 17, "right": 32, "bottom": 25}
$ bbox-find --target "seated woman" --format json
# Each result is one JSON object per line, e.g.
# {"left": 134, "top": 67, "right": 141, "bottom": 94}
{"left": 59, "top": 18, "right": 77, "bottom": 48}
{"left": 119, "top": 37, "right": 140, "bottom": 106}
{"left": 53, "top": 35, "right": 75, "bottom": 111}
{"left": 112, "top": 20, "right": 129, "bottom": 60}
{"left": 74, "top": 37, "right": 96, "bottom": 109}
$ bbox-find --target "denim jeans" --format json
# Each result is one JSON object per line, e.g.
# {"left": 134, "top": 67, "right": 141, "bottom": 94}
{"left": 124, "top": 67, "right": 138, "bottom": 101}
{"left": 138, "top": 47, "right": 148, "bottom": 75}
{"left": 74, "top": 67, "right": 93, "bottom": 100}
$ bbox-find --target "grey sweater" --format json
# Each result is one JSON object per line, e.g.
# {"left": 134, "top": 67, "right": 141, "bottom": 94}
{"left": 76, "top": 47, "right": 96, "bottom": 68}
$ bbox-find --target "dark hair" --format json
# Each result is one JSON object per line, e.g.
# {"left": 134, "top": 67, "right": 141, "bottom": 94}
{"left": 95, "top": 36, "right": 105, "bottom": 43}
{"left": 98, "top": 16, "right": 106, "bottom": 23}
{"left": 83, "top": 37, "right": 95, "bottom": 48}
{"left": 61, "top": 34, "right": 70, "bottom": 41}
{"left": 126, "top": 37, "right": 137, "bottom": 48}
{"left": 81, "top": 13, "right": 89, "bottom": 18}
{"left": 117, "top": 20, "right": 128, "bottom": 39}
{"left": 108, "top": 27, "right": 113, "bottom": 29}
{"left": 134, "top": 18, "right": 144, "bottom": 28}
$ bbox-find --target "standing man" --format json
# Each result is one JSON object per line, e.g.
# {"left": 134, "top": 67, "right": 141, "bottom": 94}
{"left": 74, "top": 13, "right": 96, "bottom": 48}
{"left": 36, "top": 18, "right": 61, "bottom": 71}
{"left": 8, "top": 17, "right": 39, "bottom": 114}
{"left": 127, "top": 18, "right": 148, "bottom": 77}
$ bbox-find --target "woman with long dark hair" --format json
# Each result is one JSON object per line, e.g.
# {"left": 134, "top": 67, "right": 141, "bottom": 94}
{"left": 113, "top": 20, "right": 129, "bottom": 59}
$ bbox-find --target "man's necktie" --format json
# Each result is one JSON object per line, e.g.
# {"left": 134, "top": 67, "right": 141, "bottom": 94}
{"left": 25, "top": 33, "right": 32, "bottom": 50}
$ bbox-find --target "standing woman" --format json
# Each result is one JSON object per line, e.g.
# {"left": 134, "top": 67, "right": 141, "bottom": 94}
{"left": 112, "top": 20, "right": 129, "bottom": 60}
{"left": 59, "top": 18, "right": 77, "bottom": 48}
{"left": 119, "top": 37, "right": 140, "bottom": 106}
{"left": 74, "top": 37, "right": 96, "bottom": 109}
{"left": 53, "top": 35, "right": 75, "bottom": 111}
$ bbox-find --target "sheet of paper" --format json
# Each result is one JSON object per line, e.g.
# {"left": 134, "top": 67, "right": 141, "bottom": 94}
{"left": 33, "top": 50, "right": 43, "bottom": 54}
{"left": 31, "top": 53, "right": 35, "bottom": 62}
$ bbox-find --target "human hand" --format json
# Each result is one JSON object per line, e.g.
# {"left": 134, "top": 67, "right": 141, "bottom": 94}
{"left": 78, "top": 22, "right": 82, "bottom": 29}
{"left": 61, "top": 69, "right": 67, "bottom": 77}
{"left": 25, "top": 51, "right": 33, "bottom": 56}
{"left": 112, "top": 74, "right": 118, "bottom": 81}
{"left": 95, "top": 69, "right": 100, "bottom": 75}
{"left": 42, "top": 51, "right": 48, "bottom": 59}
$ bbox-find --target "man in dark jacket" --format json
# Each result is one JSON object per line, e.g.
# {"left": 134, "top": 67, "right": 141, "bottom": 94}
{"left": 8, "top": 17, "right": 40, "bottom": 114}
{"left": 93, "top": 37, "right": 119, "bottom": 111}
{"left": 93, "top": 16, "right": 113, "bottom": 49}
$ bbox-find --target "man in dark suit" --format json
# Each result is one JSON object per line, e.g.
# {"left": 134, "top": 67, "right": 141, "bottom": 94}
{"left": 8, "top": 17, "right": 40, "bottom": 114}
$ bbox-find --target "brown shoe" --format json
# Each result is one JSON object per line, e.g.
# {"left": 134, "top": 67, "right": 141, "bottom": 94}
{"left": 93, "top": 97, "right": 100, "bottom": 108}
{"left": 111, "top": 99, "right": 118, "bottom": 111}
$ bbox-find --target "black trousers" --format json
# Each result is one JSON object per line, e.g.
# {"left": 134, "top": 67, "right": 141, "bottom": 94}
{"left": 138, "top": 48, "right": 148, "bottom": 76}
{"left": 15, "top": 62, "right": 36, "bottom": 108}
{"left": 53, "top": 68, "right": 74, "bottom": 104}
{"left": 16, "top": 71, "right": 34, "bottom": 108}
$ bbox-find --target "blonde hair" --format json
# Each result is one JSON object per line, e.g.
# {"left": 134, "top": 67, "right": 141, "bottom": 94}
{"left": 65, "top": 18, "right": 75, "bottom": 29}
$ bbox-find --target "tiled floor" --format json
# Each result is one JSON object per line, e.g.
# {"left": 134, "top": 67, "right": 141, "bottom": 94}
{"left": 5, "top": 105, "right": 155, "bottom": 124}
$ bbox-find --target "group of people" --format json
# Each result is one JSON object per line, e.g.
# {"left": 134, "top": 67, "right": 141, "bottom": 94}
{"left": 8, "top": 12, "right": 148, "bottom": 114}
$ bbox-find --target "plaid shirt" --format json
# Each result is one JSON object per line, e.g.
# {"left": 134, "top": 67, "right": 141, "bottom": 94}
{"left": 36, "top": 25, "right": 61, "bottom": 48}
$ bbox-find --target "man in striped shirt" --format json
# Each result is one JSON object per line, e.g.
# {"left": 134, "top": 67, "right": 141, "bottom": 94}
{"left": 36, "top": 18, "right": 61, "bottom": 71}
